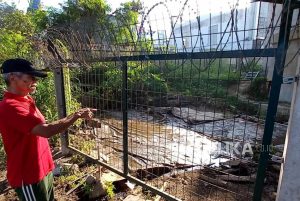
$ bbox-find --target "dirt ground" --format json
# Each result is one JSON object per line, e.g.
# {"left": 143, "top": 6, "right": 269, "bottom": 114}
{"left": 0, "top": 155, "right": 279, "bottom": 201}
{"left": 146, "top": 168, "right": 278, "bottom": 201}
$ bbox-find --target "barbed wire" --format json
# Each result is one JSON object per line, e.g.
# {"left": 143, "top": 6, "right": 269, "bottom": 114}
{"left": 32, "top": 0, "right": 293, "bottom": 73}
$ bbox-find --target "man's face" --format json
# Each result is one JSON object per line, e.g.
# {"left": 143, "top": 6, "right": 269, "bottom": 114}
{"left": 9, "top": 73, "right": 38, "bottom": 94}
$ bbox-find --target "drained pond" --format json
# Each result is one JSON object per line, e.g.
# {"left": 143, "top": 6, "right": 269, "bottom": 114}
{"left": 69, "top": 107, "right": 287, "bottom": 172}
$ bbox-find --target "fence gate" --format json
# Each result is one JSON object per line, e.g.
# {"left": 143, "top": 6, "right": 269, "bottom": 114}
{"left": 39, "top": 0, "right": 300, "bottom": 200}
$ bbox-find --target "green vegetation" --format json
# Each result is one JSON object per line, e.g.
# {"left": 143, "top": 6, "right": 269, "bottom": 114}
{"left": 0, "top": 2, "right": 56, "bottom": 121}
{"left": 161, "top": 60, "right": 239, "bottom": 98}
{"left": 103, "top": 181, "right": 115, "bottom": 199}
{"left": 0, "top": 0, "right": 142, "bottom": 150}
{"left": 69, "top": 135, "right": 96, "bottom": 158}
{"left": 0, "top": 0, "right": 143, "bottom": 113}
{"left": 76, "top": 59, "right": 267, "bottom": 117}
{"left": 78, "top": 62, "right": 168, "bottom": 99}
{"left": 34, "top": 73, "right": 58, "bottom": 122}
{"left": 64, "top": 67, "right": 82, "bottom": 130}
{"left": 56, "top": 172, "right": 81, "bottom": 190}
{"left": 247, "top": 77, "right": 269, "bottom": 101}
{"left": 83, "top": 183, "right": 93, "bottom": 196}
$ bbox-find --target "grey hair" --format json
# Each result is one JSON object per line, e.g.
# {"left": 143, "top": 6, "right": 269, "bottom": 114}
{"left": 3, "top": 72, "right": 23, "bottom": 85}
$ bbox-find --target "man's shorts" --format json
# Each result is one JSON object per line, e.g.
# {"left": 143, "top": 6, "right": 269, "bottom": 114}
{"left": 15, "top": 172, "right": 54, "bottom": 201}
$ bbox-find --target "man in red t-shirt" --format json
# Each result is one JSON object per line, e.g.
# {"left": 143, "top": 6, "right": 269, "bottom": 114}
{"left": 0, "top": 58, "right": 95, "bottom": 201}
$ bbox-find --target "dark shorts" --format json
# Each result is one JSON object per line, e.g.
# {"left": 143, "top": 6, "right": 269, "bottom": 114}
{"left": 15, "top": 172, "right": 54, "bottom": 201}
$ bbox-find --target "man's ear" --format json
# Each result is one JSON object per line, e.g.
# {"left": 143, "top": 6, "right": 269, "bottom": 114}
{"left": 9, "top": 74, "right": 17, "bottom": 84}
{"left": 9, "top": 74, "right": 14, "bottom": 82}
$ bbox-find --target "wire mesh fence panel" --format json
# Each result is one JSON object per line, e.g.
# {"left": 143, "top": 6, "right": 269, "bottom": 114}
{"left": 33, "top": 0, "right": 299, "bottom": 200}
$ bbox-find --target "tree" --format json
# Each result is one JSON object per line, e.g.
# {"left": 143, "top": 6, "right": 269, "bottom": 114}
{"left": 0, "top": 2, "right": 51, "bottom": 62}
{"left": 0, "top": 10, "right": 33, "bottom": 61}
{"left": 112, "top": 1, "right": 142, "bottom": 44}
{"left": 0, "top": 2, "right": 54, "bottom": 119}
{"left": 0, "top": 2, "right": 15, "bottom": 25}
{"left": 0, "top": 0, "right": 148, "bottom": 120}
{"left": 48, "top": 0, "right": 110, "bottom": 26}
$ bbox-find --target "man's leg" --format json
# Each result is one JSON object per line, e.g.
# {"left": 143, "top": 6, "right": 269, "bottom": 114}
{"left": 15, "top": 182, "right": 48, "bottom": 201}
{"left": 46, "top": 172, "right": 54, "bottom": 201}
{"left": 15, "top": 172, "right": 54, "bottom": 201}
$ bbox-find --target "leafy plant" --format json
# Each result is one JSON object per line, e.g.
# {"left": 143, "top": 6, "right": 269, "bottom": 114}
{"left": 70, "top": 154, "right": 85, "bottom": 165}
{"left": 69, "top": 135, "right": 96, "bottom": 156}
{"left": 57, "top": 174, "right": 78, "bottom": 189}
{"left": 83, "top": 183, "right": 93, "bottom": 196}
{"left": 103, "top": 181, "right": 115, "bottom": 199}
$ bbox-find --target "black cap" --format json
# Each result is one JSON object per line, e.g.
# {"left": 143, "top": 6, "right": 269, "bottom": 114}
{"left": 0, "top": 58, "right": 47, "bottom": 78}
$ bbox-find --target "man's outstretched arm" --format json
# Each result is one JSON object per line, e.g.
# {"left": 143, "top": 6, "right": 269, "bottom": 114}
{"left": 31, "top": 108, "right": 96, "bottom": 138}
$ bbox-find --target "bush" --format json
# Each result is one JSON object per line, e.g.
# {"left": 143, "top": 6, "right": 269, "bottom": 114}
{"left": 227, "top": 96, "right": 262, "bottom": 116}
{"left": 34, "top": 72, "right": 58, "bottom": 122}
{"left": 247, "top": 77, "right": 268, "bottom": 101}
{"left": 75, "top": 62, "right": 168, "bottom": 108}
{"left": 69, "top": 59, "right": 267, "bottom": 116}
{"left": 161, "top": 59, "right": 239, "bottom": 99}
{"left": 127, "top": 66, "right": 168, "bottom": 94}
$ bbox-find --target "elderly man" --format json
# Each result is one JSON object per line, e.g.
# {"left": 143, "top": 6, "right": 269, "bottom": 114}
{"left": 0, "top": 58, "right": 95, "bottom": 201}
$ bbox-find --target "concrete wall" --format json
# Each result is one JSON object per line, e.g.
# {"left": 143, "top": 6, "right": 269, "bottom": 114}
{"left": 267, "top": 34, "right": 300, "bottom": 103}
{"left": 266, "top": 8, "right": 300, "bottom": 103}
{"left": 276, "top": 54, "right": 300, "bottom": 201}
{"left": 170, "top": 2, "right": 269, "bottom": 52}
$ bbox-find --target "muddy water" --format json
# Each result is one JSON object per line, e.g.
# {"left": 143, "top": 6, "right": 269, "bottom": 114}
{"left": 83, "top": 109, "right": 287, "bottom": 171}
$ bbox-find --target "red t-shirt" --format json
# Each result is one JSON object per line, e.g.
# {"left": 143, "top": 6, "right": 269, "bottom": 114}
{"left": 0, "top": 91, "right": 54, "bottom": 188}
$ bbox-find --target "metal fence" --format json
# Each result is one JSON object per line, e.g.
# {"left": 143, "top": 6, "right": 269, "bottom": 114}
{"left": 38, "top": 0, "right": 300, "bottom": 200}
